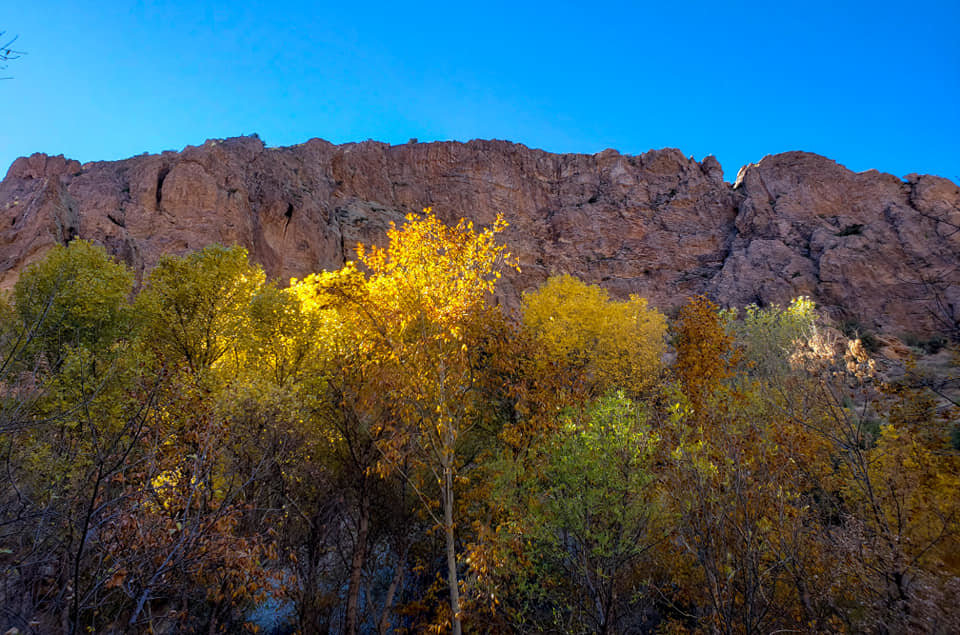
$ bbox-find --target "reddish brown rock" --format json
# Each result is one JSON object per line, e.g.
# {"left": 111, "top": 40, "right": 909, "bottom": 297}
{"left": 5, "top": 153, "right": 82, "bottom": 180}
{"left": 718, "top": 152, "right": 960, "bottom": 335}
{"left": 0, "top": 138, "right": 957, "bottom": 338}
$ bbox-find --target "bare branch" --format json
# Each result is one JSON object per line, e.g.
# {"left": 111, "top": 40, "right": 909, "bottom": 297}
{"left": 0, "top": 31, "right": 26, "bottom": 80}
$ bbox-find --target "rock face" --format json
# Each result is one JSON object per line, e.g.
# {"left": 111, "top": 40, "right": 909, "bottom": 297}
{"left": 1, "top": 136, "right": 958, "bottom": 338}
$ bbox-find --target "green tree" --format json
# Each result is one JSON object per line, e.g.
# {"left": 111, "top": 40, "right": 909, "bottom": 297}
{"left": 13, "top": 239, "right": 133, "bottom": 367}
{"left": 724, "top": 296, "right": 817, "bottom": 382}
{"left": 476, "top": 393, "right": 661, "bottom": 633}
{"left": 135, "top": 244, "right": 264, "bottom": 378}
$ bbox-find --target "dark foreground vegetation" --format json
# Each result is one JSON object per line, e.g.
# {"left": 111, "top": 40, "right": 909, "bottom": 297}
{"left": 0, "top": 211, "right": 957, "bottom": 633}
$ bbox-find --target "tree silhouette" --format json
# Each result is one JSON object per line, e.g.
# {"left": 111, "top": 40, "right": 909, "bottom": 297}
{"left": 1, "top": 31, "right": 25, "bottom": 80}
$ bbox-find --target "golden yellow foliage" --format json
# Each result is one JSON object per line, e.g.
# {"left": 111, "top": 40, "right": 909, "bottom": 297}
{"left": 290, "top": 209, "right": 517, "bottom": 635}
{"left": 521, "top": 274, "right": 666, "bottom": 397}
{"left": 674, "top": 295, "right": 739, "bottom": 417}
{"left": 359, "top": 209, "right": 516, "bottom": 329}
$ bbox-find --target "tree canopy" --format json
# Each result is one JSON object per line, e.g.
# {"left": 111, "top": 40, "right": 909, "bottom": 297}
{"left": 0, "top": 222, "right": 957, "bottom": 634}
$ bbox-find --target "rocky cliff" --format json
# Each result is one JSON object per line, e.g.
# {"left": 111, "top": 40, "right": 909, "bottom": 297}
{"left": 1, "top": 136, "right": 958, "bottom": 338}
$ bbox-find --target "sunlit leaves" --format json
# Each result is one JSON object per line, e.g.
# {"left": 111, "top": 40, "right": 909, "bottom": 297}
{"left": 358, "top": 209, "right": 516, "bottom": 329}
{"left": 522, "top": 274, "right": 666, "bottom": 396}
{"left": 5, "top": 223, "right": 960, "bottom": 634}
{"left": 724, "top": 295, "right": 818, "bottom": 381}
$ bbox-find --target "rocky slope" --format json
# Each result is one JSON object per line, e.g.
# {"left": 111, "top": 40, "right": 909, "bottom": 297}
{"left": 1, "top": 136, "right": 958, "bottom": 338}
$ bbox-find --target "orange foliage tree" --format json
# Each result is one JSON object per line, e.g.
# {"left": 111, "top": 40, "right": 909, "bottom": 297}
{"left": 662, "top": 295, "right": 838, "bottom": 631}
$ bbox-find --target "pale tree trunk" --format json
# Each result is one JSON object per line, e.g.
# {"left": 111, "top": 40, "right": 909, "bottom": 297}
{"left": 346, "top": 488, "right": 370, "bottom": 635}
{"left": 443, "top": 459, "right": 462, "bottom": 635}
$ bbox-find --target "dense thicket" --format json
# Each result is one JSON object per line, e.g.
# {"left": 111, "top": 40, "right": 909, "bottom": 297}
{"left": 0, "top": 212, "right": 957, "bottom": 634}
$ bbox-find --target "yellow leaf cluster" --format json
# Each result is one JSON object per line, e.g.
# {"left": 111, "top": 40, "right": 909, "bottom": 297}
{"left": 521, "top": 274, "right": 666, "bottom": 396}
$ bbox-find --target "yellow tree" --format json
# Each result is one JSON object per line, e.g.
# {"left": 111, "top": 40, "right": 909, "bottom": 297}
{"left": 521, "top": 274, "right": 666, "bottom": 395}
{"left": 300, "top": 209, "right": 517, "bottom": 634}
{"left": 511, "top": 274, "right": 666, "bottom": 447}
{"left": 288, "top": 270, "right": 411, "bottom": 634}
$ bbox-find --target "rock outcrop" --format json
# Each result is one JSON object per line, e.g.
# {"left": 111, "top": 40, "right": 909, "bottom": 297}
{"left": 1, "top": 136, "right": 958, "bottom": 338}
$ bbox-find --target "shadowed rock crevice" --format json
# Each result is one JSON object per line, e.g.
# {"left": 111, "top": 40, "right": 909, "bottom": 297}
{"left": 155, "top": 166, "right": 169, "bottom": 210}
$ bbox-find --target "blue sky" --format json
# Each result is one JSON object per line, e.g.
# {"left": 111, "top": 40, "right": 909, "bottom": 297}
{"left": 2, "top": 1, "right": 958, "bottom": 182}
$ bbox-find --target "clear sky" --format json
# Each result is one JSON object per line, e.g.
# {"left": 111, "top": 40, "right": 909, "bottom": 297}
{"left": 2, "top": 1, "right": 958, "bottom": 183}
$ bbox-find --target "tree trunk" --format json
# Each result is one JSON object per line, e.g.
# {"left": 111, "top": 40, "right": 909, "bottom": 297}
{"left": 346, "top": 487, "right": 370, "bottom": 635}
{"left": 377, "top": 556, "right": 404, "bottom": 635}
{"left": 443, "top": 463, "right": 462, "bottom": 635}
